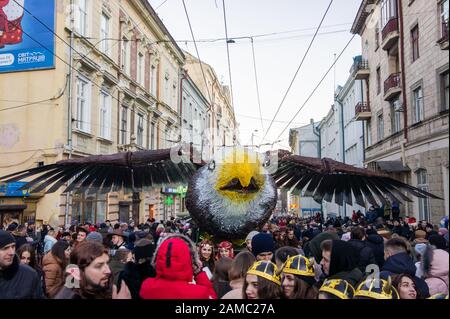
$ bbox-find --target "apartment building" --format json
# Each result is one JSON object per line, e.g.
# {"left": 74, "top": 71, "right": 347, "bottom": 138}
{"left": 184, "top": 52, "right": 238, "bottom": 158}
{"left": 351, "top": 0, "right": 449, "bottom": 223}
{"left": 0, "top": 0, "right": 187, "bottom": 226}
{"left": 288, "top": 121, "right": 322, "bottom": 217}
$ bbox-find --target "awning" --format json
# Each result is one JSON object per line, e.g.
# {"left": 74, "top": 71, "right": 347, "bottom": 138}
{"left": 376, "top": 161, "right": 411, "bottom": 173}
{"left": 0, "top": 205, "right": 27, "bottom": 211}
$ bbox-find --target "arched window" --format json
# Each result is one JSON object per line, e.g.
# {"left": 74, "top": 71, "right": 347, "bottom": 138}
{"left": 416, "top": 169, "right": 430, "bottom": 221}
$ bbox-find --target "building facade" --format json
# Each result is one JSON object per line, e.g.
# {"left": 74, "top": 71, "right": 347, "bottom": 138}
{"left": 318, "top": 105, "right": 344, "bottom": 217}
{"left": 0, "top": 0, "right": 189, "bottom": 227}
{"left": 184, "top": 52, "right": 238, "bottom": 158}
{"left": 181, "top": 72, "right": 210, "bottom": 159}
{"left": 351, "top": 0, "right": 449, "bottom": 223}
{"left": 288, "top": 120, "right": 322, "bottom": 217}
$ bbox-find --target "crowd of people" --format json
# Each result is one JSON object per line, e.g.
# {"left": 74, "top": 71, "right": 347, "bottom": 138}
{"left": 0, "top": 210, "right": 448, "bottom": 300}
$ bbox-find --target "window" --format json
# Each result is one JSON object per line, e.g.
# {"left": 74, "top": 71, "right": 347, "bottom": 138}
{"left": 165, "top": 129, "right": 170, "bottom": 147}
{"left": 391, "top": 100, "right": 402, "bottom": 133}
{"left": 150, "top": 65, "right": 157, "bottom": 96}
{"left": 72, "top": 192, "right": 107, "bottom": 225}
{"left": 121, "top": 38, "right": 130, "bottom": 74}
{"left": 440, "top": 70, "right": 449, "bottom": 111}
{"left": 78, "top": 0, "right": 88, "bottom": 36}
{"left": 172, "top": 83, "right": 177, "bottom": 109}
{"left": 375, "top": 26, "right": 380, "bottom": 49}
{"left": 164, "top": 74, "right": 169, "bottom": 102}
{"left": 137, "top": 114, "right": 144, "bottom": 147}
{"left": 413, "top": 86, "right": 424, "bottom": 123}
{"left": 150, "top": 122, "right": 156, "bottom": 149}
{"left": 416, "top": 169, "right": 430, "bottom": 221}
{"left": 377, "top": 113, "right": 384, "bottom": 141}
{"left": 376, "top": 67, "right": 381, "bottom": 95}
{"left": 138, "top": 53, "right": 144, "bottom": 85}
{"left": 121, "top": 106, "right": 127, "bottom": 144}
{"left": 381, "top": 0, "right": 398, "bottom": 28}
{"left": 411, "top": 25, "right": 420, "bottom": 62}
{"left": 76, "top": 77, "right": 91, "bottom": 133}
{"left": 99, "top": 91, "right": 111, "bottom": 140}
{"left": 100, "top": 13, "right": 110, "bottom": 54}
{"left": 441, "top": 0, "right": 449, "bottom": 38}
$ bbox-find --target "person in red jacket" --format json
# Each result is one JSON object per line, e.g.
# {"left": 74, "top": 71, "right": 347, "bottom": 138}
{"left": 139, "top": 234, "right": 217, "bottom": 299}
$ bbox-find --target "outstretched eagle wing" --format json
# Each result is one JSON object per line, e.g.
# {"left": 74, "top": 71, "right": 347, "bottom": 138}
{"left": 272, "top": 151, "right": 441, "bottom": 207}
{"left": 0, "top": 146, "right": 199, "bottom": 194}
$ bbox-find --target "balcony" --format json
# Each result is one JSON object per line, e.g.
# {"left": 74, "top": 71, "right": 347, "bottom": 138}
{"left": 384, "top": 73, "right": 402, "bottom": 101}
{"left": 355, "top": 102, "right": 371, "bottom": 121}
{"left": 381, "top": 18, "right": 399, "bottom": 51}
{"left": 437, "top": 21, "right": 449, "bottom": 50}
{"left": 352, "top": 60, "right": 370, "bottom": 80}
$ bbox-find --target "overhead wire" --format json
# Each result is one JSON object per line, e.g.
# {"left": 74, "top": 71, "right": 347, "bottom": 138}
{"left": 273, "top": 34, "right": 357, "bottom": 142}
{"left": 261, "top": 0, "right": 334, "bottom": 144}
{"left": 221, "top": 0, "right": 235, "bottom": 111}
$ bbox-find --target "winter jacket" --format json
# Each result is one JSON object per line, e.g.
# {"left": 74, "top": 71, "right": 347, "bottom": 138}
{"left": 43, "top": 235, "right": 57, "bottom": 254}
{"left": 0, "top": 255, "right": 45, "bottom": 299}
{"left": 328, "top": 240, "right": 358, "bottom": 275}
{"left": 117, "top": 261, "right": 155, "bottom": 299}
{"left": 422, "top": 248, "right": 449, "bottom": 296}
{"left": 213, "top": 280, "right": 232, "bottom": 299}
{"left": 380, "top": 252, "right": 430, "bottom": 298}
{"left": 426, "top": 230, "right": 439, "bottom": 240}
{"left": 42, "top": 252, "right": 65, "bottom": 298}
{"left": 222, "top": 278, "right": 244, "bottom": 299}
{"left": 140, "top": 236, "right": 217, "bottom": 299}
{"left": 347, "top": 239, "right": 376, "bottom": 273}
{"left": 366, "top": 234, "right": 385, "bottom": 268}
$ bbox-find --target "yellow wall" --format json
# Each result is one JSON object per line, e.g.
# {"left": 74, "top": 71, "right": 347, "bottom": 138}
{"left": 0, "top": 1, "right": 68, "bottom": 224}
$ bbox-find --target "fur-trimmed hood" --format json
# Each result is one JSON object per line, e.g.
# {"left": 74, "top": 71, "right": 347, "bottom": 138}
{"left": 151, "top": 234, "right": 200, "bottom": 282}
{"left": 422, "top": 246, "right": 449, "bottom": 295}
{"left": 422, "top": 246, "right": 449, "bottom": 278}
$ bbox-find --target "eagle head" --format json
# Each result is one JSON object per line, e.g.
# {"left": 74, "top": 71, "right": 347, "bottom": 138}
{"left": 186, "top": 147, "right": 277, "bottom": 239}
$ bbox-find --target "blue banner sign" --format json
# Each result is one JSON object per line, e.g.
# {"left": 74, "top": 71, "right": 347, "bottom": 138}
{"left": 0, "top": 0, "right": 55, "bottom": 73}
{"left": 0, "top": 182, "right": 30, "bottom": 197}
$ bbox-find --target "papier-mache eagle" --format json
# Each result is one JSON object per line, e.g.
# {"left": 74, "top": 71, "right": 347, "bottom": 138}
{"left": 0, "top": 145, "right": 440, "bottom": 239}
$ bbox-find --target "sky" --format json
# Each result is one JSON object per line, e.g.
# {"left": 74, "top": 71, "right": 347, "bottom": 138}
{"left": 148, "top": 0, "right": 363, "bottom": 150}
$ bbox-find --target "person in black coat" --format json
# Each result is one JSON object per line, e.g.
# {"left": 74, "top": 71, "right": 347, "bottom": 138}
{"left": 319, "top": 239, "right": 363, "bottom": 287}
{"left": 380, "top": 238, "right": 430, "bottom": 298}
{"left": 347, "top": 227, "right": 376, "bottom": 274}
{"left": 365, "top": 228, "right": 385, "bottom": 268}
{"left": 425, "top": 224, "right": 439, "bottom": 240}
{"left": 116, "top": 238, "right": 155, "bottom": 299}
{"left": 0, "top": 231, "right": 45, "bottom": 299}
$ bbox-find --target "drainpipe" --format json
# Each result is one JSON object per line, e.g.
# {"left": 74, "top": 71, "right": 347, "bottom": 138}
{"left": 398, "top": 0, "right": 408, "bottom": 165}
{"left": 65, "top": 0, "right": 75, "bottom": 227}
